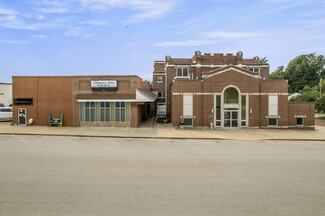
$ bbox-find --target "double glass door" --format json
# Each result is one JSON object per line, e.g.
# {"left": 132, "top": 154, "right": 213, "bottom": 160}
{"left": 224, "top": 110, "right": 238, "bottom": 128}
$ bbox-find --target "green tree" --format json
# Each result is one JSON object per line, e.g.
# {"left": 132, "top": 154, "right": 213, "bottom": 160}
{"left": 289, "top": 85, "right": 319, "bottom": 102}
{"left": 270, "top": 66, "right": 285, "bottom": 79}
{"left": 259, "top": 57, "right": 268, "bottom": 64}
{"left": 315, "top": 96, "right": 325, "bottom": 113}
{"left": 285, "top": 54, "right": 325, "bottom": 93}
{"left": 144, "top": 80, "right": 152, "bottom": 88}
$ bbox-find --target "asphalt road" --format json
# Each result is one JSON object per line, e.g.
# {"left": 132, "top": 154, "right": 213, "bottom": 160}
{"left": 0, "top": 135, "right": 325, "bottom": 216}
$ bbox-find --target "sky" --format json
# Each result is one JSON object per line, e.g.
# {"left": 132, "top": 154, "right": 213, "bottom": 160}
{"left": 0, "top": 0, "right": 325, "bottom": 83}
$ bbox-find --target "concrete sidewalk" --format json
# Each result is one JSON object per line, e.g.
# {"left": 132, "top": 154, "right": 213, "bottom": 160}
{"left": 1, "top": 122, "right": 325, "bottom": 141}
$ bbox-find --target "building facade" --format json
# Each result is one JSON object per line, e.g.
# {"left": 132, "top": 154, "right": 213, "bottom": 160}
{"left": 152, "top": 51, "right": 314, "bottom": 129}
{"left": 0, "top": 83, "right": 12, "bottom": 107}
{"left": 12, "top": 75, "right": 156, "bottom": 128}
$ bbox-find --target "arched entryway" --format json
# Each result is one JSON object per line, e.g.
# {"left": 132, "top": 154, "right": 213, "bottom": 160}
{"left": 215, "top": 85, "right": 247, "bottom": 128}
{"left": 223, "top": 87, "right": 239, "bottom": 128}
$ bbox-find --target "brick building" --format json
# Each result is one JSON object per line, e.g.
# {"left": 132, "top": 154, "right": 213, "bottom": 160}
{"left": 12, "top": 75, "right": 156, "bottom": 128}
{"left": 152, "top": 51, "right": 314, "bottom": 129}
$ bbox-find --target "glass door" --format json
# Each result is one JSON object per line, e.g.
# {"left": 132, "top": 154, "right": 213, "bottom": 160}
{"left": 224, "top": 110, "right": 238, "bottom": 128}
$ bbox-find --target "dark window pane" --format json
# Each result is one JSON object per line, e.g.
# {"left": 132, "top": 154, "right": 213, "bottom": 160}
{"left": 116, "top": 109, "right": 120, "bottom": 122}
{"left": 177, "top": 68, "right": 182, "bottom": 76}
{"left": 106, "top": 109, "right": 110, "bottom": 121}
{"left": 116, "top": 102, "right": 120, "bottom": 107}
{"left": 86, "top": 109, "right": 90, "bottom": 121}
{"left": 121, "top": 102, "right": 125, "bottom": 107}
{"left": 91, "top": 109, "right": 95, "bottom": 121}
{"left": 241, "top": 121, "right": 246, "bottom": 126}
{"left": 232, "top": 112, "right": 238, "bottom": 120}
{"left": 184, "top": 118, "right": 192, "bottom": 125}
{"left": 224, "top": 87, "right": 239, "bottom": 104}
{"left": 215, "top": 121, "right": 221, "bottom": 126}
{"left": 121, "top": 109, "right": 125, "bottom": 122}
{"left": 241, "top": 95, "right": 246, "bottom": 120}
{"left": 106, "top": 102, "right": 110, "bottom": 107}
{"left": 100, "top": 109, "right": 105, "bottom": 122}
{"left": 86, "top": 102, "right": 90, "bottom": 107}
{"left": 269, "top": 118, "right": 277, "bottom": 126}
{"left": 216, "top": 95, "right": 221, "bottom": 108}
{"left": 224, "top": 111, "right": 230, "bottom": 120}
{"left": 297, "top": 118, "right": 303, "bottom": 125}
{"left": 183, "top": 68, "right": 188, "bottom": 76}
{"left": 91, "top": 102, "right": 95, "bottom": 107}
{"left": 224, "top": 120, "right": 230, "bottom": 127}
{"left": 216, "top": 108, "right": 221, "bottom": 120}
{"left": 232, "top": 120, "right": 238, "bottom": 127}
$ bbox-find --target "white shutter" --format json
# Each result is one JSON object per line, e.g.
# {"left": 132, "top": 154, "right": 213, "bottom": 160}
{"left": 268, "top": 95, "right": 278, "bottom": 116}
{"left": 183, "top": 94, "right": 193, "bottom": 117}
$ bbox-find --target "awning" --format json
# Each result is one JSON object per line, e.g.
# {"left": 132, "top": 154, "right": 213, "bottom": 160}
{"left": 77, "top": 88, "right": 157, "bottom": 103}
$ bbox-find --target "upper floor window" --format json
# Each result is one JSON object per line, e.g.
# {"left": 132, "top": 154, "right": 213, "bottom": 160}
{"left": 248, "top": 68, "right": 260, "bottom": 73}
{"left": 158, "top": 92, "right": 163, "bottom": 98}
{"left": 157, "top": 76, "right": 162, "bottom": 83}
{"left": 177, "top": 67, "right": 189, "bottom": 77}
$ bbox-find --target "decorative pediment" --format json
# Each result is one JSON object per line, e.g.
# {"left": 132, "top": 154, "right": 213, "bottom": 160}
{"left": 202, "top": 65, "right": 261, "bottom": 79}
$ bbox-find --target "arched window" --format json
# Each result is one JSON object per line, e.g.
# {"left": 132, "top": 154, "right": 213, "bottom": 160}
{"left": 224, "top": 87, "right": 239, "bottom": 104}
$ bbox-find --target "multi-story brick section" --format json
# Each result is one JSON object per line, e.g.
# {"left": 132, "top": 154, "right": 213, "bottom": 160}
{"left": 153, "top": 51, "right": 269, "bottom": 115}
{"left": 152, "top": 51, "right": 315, "bottom": 129}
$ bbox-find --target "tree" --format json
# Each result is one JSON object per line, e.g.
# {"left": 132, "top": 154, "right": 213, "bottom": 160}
{"left": 315, "top": 96, "right": 325, "bottom": 113}
{"left": 270, "top": 66, "right": 285, "bottom": 80}
{"left": 144, "top": 80, "right": 152, "bottom": 88}
{"left": 259, "top": 57, "right": 268, "bottom": 64}
{"left": 285, "top": 54, "right": 325, "bottom": 93}
{"left": 289, "top": 85, "right": 319, "bottom": 102}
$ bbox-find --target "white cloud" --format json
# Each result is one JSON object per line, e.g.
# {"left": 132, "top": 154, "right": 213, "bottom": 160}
{"left": 33, "top": 0, "right": 177, "bottom": 22}
{"left": 79, "top": 20, "right": 109, "bottom": 26}
{"left": 39, "top": 7, "right": 69, "bottom": 13}
{"left": 32, "top": 35, "right": 47, "bottom": 38}
{"left": 0, "top": 15, "right": 69, "bottom": 30}
{"left": 153, "top": 40, "right": 222, "bottom": 47}
{"left": 0, "top": 6, "right": 18, "bottom": 15}
{"left": 200, "top": 30, "right": 261, "bottom": 39}
{"left": 0, "top": 39, "right": 29, "bottom": 44}
{"left": 126, "top": 42, "right": 138, "bottom": 47}
{"left": 64, "top": 27, "right": 83, "bottom": 36}
{"left": 291, "top": 18, "right": 325, "bottom": 26}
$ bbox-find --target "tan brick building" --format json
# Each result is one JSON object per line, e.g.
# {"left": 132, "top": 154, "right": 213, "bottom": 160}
{"left": 12, "top": 75, "right": 156, "bottom": 128}
{"left": 152, "top": 51, "right": 314, "bottom": 129}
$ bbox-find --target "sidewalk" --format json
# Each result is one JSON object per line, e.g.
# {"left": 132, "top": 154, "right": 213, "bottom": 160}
{"left": 1, "top": 122, "right": 325, "bottom": 141}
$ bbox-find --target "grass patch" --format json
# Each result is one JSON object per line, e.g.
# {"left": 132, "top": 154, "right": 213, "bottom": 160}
{"left": 316, "top": 116, "right": 325, "bottom": 120}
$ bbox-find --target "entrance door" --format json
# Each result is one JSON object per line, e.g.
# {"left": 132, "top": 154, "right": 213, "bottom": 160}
{"left": 224, "top": 110, "right": 238, "bottom": 128}
{"left": 18, "top": 108, "right": 26, "bottom": 125}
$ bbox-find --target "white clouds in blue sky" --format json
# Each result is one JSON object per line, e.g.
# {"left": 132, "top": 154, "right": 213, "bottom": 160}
{"left": 0, "top": 0, "right": 324, "bottom": 82}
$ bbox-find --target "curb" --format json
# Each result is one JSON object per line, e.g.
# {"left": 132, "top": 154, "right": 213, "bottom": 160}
{"left": 1, "top": 132, "right": 325, "bottom": 142}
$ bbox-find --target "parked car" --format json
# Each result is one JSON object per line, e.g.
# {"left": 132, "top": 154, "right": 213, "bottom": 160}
{"left": 0, "top": 107, "right": 12, "bottom": 121}
{"left": 0, "top": 103, "right": 5, "bottom": 107}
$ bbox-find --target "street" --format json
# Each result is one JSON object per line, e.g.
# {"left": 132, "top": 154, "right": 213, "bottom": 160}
{"left": 0, "top": 135, "right": 325, "bottom": 216}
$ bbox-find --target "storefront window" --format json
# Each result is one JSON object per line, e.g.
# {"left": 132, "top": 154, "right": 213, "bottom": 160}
{"left": 115, "top": 102, "right": 126, "bottom": 122}
{"left": 80, "top": 102, "right": 130, "bottom": 123}
{"left": 100, "top": 102, "right": 110, "bottom": 122}
{"left": 224, "top": 87, "right": 239, "bottom": 104}
{"left": 85, "top": 102, "right": 95, "bottom": 122}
